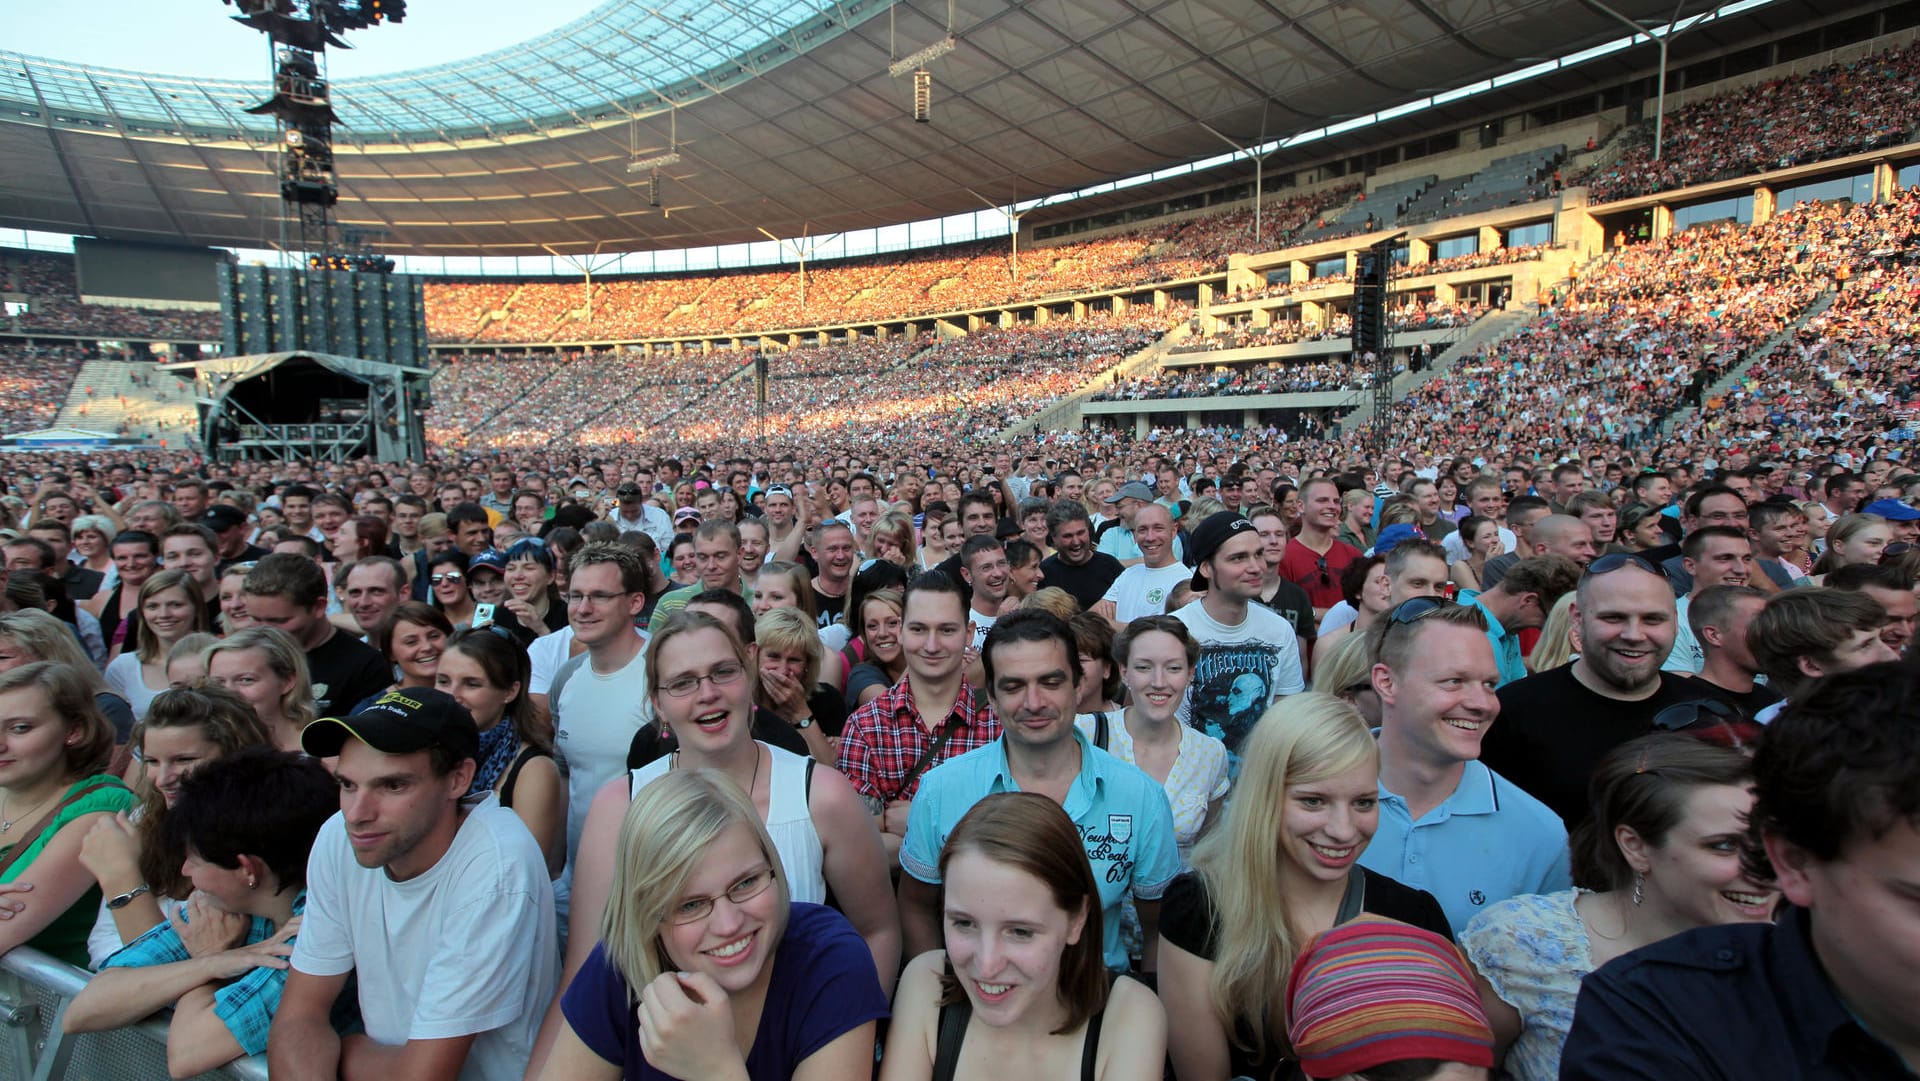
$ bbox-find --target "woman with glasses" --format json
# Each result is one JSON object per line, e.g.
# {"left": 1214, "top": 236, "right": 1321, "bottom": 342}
{"left": 880, "top": 792, "right": 1167, "bottom": 1081}
{"left": 203, "top": 627, "right": 316, "bottom": 754}
{"left": 1158, "top": 694, "right": 1451, "bottom": 1081}
{"left": 552, "top": 610, "right": 899, "bottom": 1046}
{"left": 436, "top": 627, "right": 566, "bottom": 876}
{"left": 502, "top": 538, "right": 568, "bottom": 635}
{"left": 1460, "top": 734, "right": 1773, "bottom": 1081}
{"left": 535, "top": 770, "right": 887, "bottom": 1081}
{"left": 751, "top": 608, "right": 844, "bottom": 766}
{"left": 426, "top": 549, "right": 477, "bottom": 628}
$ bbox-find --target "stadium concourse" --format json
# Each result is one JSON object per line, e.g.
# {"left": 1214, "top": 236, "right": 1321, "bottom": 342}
{"left": 3, "top": 11, "right": 1920, "bottom": 1081}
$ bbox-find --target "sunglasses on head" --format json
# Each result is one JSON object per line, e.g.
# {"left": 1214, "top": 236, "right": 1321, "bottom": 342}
{"left": 1585, "top": 552, "right": 1667, "bottom": 579}
{"left": 1651, "top": 698, "right": 1761, "bottom": 751}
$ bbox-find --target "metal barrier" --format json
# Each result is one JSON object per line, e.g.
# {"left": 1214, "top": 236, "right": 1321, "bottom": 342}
{"left": 0, "top": 947, "right": 267, "bottom": 1081}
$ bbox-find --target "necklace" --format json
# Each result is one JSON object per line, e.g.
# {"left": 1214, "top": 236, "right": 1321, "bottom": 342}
{"left": 0, "top": 790, "right": 59, "bottom": 834}
{"left": 670, "top": 741, "right": 762, "bottom": 802}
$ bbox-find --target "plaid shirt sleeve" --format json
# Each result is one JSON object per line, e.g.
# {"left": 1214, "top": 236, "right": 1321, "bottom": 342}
{"left": 102, "top": 901, "right": 297, "bottom": 1058}
{"left": 836, "top": 696, "right": 891, "bottom": 805}
{"left": 100, "top": 917, "right": 192, "bottom": 971}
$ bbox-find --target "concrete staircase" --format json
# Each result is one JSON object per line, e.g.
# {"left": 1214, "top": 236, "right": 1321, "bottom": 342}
{"left": 53, "top": 361, "right": 198, "bottom": 440}
{"left": 995, "top": 322, "right": 1193, "bottom": 439}
{"left": 1657, "top": 287, "right": 1837, "bottom": 435}
{"left": 1337, "top": 305, "right": 1537, "bottom": 429}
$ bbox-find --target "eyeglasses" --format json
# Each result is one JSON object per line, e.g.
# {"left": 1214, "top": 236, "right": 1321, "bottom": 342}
{"left": 669, "top": 866, "right": 776, "bottom": 924}
{"left": 660, "top": 660, "right": 748, "bottom": 698}
{"left": 429, "top": 572, "right": 463, "bottom": 584}
{"left": 1585, "top": 552, "right": 1666, "bottom": 579}
{"left": 563, "top": 589, "right": 631, "bottom": 607}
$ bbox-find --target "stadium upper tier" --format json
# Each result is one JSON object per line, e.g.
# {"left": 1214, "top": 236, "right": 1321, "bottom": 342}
{"left": 0, "top": 0, "right": 1839, "bottom": 253}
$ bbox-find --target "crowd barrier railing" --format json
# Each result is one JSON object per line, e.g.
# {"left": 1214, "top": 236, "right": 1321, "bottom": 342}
{"left": 0, "top": 947, "right": 267, "bottom": 1081}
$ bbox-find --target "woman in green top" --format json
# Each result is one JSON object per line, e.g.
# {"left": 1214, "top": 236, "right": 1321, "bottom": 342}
{"left": 0, "top": 661, "right": 134, "bottom": 967}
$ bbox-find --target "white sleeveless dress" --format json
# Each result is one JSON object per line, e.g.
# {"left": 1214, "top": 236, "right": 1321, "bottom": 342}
{"left": 628, "top": 742, "right": 827, "bottom": 903}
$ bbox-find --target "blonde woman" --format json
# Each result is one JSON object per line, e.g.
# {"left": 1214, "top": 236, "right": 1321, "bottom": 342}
{"left": 1157, "top": 693, "right": 1451, "bottom": 1081}
{"left": 1526, "top": 593, "right": 1578, "bottom": 673}
{"left": 0, "top": 609, "right": 136, "bottom": 746}
{"left": 103, "top": 570, "right": 208, "bottom": 721}
{"left": 203, "top": 628, "right": 316, "bottom": 753}
{"left": 751, "top": 607, "right": 842, "bottom": 765}
{"left": 534, "top": 771, "right": 887, "bottom": 1080}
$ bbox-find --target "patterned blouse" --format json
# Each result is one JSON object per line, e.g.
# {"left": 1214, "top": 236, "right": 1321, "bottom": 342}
{"left": 1459, "top": 888, "right": 1594, "bottom": 1081}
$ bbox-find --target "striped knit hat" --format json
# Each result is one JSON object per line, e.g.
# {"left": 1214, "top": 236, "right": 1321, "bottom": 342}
{"left": 1285, "top": 915, "right": 1494, "bottom": 1078}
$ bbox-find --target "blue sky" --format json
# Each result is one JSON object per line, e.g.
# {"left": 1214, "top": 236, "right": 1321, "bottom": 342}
{"left": 8, "top": 0, "right": 605, "bottom": 80}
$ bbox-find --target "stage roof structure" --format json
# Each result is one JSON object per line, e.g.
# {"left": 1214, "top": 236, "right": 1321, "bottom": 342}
{"left": 0, "top": 0, "right": 1844, "bottom": 255}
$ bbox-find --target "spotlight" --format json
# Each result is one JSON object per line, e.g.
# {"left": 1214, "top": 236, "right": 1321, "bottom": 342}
{"left": 649, "top": 169, "right": 662, "bottom": 208}
{"left": 626, "top": 151, "right": 681, "bottom": 174}
{"left": 888, "top": 36, "right": 955, "bottom": 79}
{"left": 913, "top": 69, "right": 931, "bottom": 123}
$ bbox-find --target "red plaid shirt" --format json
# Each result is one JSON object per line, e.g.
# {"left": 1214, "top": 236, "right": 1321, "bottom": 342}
{"left": 836, "top": 673, "right": 999, "bottom": 804}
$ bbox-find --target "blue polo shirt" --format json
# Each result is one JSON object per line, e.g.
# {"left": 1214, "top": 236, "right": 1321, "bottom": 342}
{"left": 1356, "top": 759, "right": 1570, "bottom": 933}
{"left": 901, "top": 728, "right": 1181, "bottom": 970}
{"left": 1461, "top": 592, "right": 1526, "bottom": 688}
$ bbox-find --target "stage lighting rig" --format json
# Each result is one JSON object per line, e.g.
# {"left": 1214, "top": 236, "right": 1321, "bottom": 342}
{"left": 888, "top": 36, "right": 954, "bottom": 78}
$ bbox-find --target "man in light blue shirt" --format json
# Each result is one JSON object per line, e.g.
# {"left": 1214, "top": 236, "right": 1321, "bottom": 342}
{"left": 1459, "top": 554, "right": 1580, "bottom": 688}
{"left": 1357, "top": 598, "right": 1571, "bottom": 931}
{"left": 898, "top": 610, "right": 1181, "bottom": 971}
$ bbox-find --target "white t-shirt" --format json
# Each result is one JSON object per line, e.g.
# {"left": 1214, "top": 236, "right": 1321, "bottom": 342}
{"left": 102, "top": 653, "right": 166, "bottom": 721}
{"left": 1101, "top": 562, "right": 1191, "bottom": 623}
{"left": 1171, "top": 599, "right": 1305, "bottom": 762}
{"left": 526, "top": 625, "right": 578, "bottom": 696}
{"left": 1663, "top": 595, "right": 1704, "bottom": 674}
{"left": 967, "top": 608, "right": 998, "bottom": 650}
{"left": 290, "top": 797, "right": 558, "bottom": 1081}
{"left": 552, "top": 645, "right": 655, "bottom": 877}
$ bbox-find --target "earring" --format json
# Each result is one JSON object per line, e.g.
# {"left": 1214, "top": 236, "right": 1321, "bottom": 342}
{"left": 1631, "top": 872, "right": 1645, "bottom": 907}
{"left": 246, "top": 876, "right": 257, "bottom": 890}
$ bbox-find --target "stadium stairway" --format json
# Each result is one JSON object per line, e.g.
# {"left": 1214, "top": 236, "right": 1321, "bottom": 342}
{"left": 456, "top": 359, "right": 574, "bottom": 442}
{"left": 1337, "top": 305, "right": 1537, "bottom": 431}
{"left": 995, "top": 322, "right": 1192, "bottom": 440}
{"left": 53, "top": 360, "right": 198, "bottom": 440}
{"left": 1657, "top": 286, "right": 1839, "bottom": 436}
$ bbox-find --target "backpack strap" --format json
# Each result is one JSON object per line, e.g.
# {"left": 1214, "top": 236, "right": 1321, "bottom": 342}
{"left": 1080, "top": 971, "right": 1122, "bottom": 1081}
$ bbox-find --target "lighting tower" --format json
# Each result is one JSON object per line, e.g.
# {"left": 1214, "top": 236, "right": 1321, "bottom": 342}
{"left": 225, "top": 0, "right": 405, "bottom": 270}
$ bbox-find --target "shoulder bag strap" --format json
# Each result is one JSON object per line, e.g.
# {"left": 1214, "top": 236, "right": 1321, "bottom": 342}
{"left": 1334, "top": 864, "right": 1368, "bottom": 925}
{"left": 1093, "top": 711, "right": 1110, "bottom": 751}
{"left": 0, "top": 780, "right": 118, "bottom": 881}
{"left": 892, "top": 718, "right": 961, "bottom": 803}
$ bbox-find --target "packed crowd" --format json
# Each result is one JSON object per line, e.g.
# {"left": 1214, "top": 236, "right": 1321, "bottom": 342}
{"left": 421, "top": 189, "right": 1355, "bottom": 345}
{"left": 1390, "top": 188, "right": 1920, "bottom": 456}
{"left": 1582, "top": 41, "right": 1920, "bottom": 202}
{"left": 0, "top": 400, "right": 1910, "bottom": 1081}
{"left": 1093, "top": 359, "right": 1388, "bottom": 400}
{"left": 0, "top": 342, "right": 90, "bottom": 432}
{"left": 1, "top": 251, "right": 221, "bottom": 342}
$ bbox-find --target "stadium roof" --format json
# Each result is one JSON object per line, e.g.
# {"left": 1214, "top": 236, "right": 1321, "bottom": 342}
{"left": 0, "top": 0, "right": 1822, "bottom": 256}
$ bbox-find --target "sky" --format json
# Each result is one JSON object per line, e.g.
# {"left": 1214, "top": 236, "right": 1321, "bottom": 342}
{"left": 8, "top": 0, "right": 607, "bottom": 80}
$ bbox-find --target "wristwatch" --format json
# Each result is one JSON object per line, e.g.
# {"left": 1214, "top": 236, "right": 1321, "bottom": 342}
{"left": 794, "top": 714, "right": 815, "bottom": 729}
{"left": 106, "top": 884, "right": 151, "bottom": 910}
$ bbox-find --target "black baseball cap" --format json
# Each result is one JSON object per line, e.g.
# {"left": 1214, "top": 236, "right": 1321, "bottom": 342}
{"left": 1187, "top": 511, "right": 1259, "bottom": 590}
{"left": 199, "top": 505, "right": 247, "bottom": 532}
{"left": 301, "top": 687, "right": 479, "bottom": 762}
